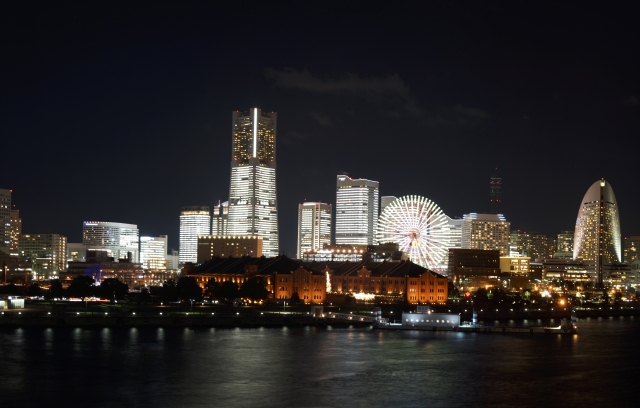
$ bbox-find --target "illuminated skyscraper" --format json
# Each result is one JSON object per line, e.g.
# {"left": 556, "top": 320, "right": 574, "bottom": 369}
{"left": 10, "top": 209, "right": 21, "bottom": 256}
{"left": 227, "top": 108, "right": 279, "bottom": 257}
{"left": 297, "top": 202, "right": 332, "bottom": 258}
{"left": 140, "top": 235, "right": 168, "bottom": 270}
{"left": 573, "top": 179, "right": 621, "bottom": 286}
{"left": 0, "top": 188, "right": 10, "bottom": 254}
{"left": 83, "top": 221, "right": 139, "bottom": 262}
{"left": 179, "top": 206, "right": 211, "bottom": 264}
{"left": 461, "top": 213, "right": 510, "bottom": 256}
{"left": 335, "top": 175, "right": 379, "bottom": 246}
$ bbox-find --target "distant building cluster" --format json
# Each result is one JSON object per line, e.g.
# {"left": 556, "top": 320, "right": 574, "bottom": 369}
{"left": 2, "top": 107, "right": 636, "bottom": 305}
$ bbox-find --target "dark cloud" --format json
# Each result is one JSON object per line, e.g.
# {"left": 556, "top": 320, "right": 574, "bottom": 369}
{"left": 311, "top": 111, "right": 333, "bottom": 126}
{"left": 265, "top": 68, "right": 421, "bottom": 115}
{"left": 453, "top": 105, "right": 490, "bottom": 119}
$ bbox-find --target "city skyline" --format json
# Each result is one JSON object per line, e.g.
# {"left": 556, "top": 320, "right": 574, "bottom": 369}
{"left": 2, "top": 3, "right": 638, "bottom": 256}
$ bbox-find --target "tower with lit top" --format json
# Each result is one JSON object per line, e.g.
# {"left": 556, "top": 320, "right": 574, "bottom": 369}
{"left": 573, "top": 179, "right": 621, "bottom": 288}
{"left": 227, "top": 108, "right": 279, "bottom": 257}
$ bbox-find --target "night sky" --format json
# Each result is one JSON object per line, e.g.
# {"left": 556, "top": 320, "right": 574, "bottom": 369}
{"left": 3, "top": 2, "right": 638, "bottom": 256}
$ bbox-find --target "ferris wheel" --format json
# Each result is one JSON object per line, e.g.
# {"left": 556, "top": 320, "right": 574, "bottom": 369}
{"left": 377, "top": 195, "right": 450, "bottom": 269}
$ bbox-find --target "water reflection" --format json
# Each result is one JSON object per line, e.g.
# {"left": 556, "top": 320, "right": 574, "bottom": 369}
{"left": 0, "top": 319, "right": 638, "bottom": 407}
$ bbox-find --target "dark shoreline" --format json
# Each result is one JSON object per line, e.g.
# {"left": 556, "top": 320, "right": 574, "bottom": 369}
{"left": 1, "top": 307, "right": 637, "bottom": 329}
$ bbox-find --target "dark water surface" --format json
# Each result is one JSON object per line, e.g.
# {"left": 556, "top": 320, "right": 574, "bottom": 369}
{"left": 1, "top": 317, "right": 638, "bottom": 407}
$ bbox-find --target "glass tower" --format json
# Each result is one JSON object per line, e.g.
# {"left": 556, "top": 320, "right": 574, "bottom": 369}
{"left": 297, "top": 202, "right": 332, "bottom": 258}
{"left": 573, "top": 179, "right": 621, "bottom": 287}
{"left": 335, "top": 175, "right": 379, "bottom": 245}
{"left": 227, "top": 108, "right": 279, "bottom": 257}
{"left": 179, "top": 206, "right": 211, "bottom": 264}
{"left": 83, "top": 221, "right": 139, "bottom": 262}
{"left": 140, "top": 235, "right": 168, "bottom": 270}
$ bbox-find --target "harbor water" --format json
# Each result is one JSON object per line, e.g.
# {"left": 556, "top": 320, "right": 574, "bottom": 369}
{"left": 1, "top": 316, "right": 638, "bottom": 407}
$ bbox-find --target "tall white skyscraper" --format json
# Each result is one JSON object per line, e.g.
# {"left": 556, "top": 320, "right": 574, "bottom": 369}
{"left": 573, "top": 179, "right": 621, "bottom": 286}
{"left": 297, "top": 202, "right": 332, "bottom": 258}
{"left": 140, "top": 235, "right": 168, "bottom": 270}
{"left": 179, "top": 206, "right": 211, "bottom": 264}
{"left": 83, "top": 221, "right": 140, "bottom": 262}
{"left": 227, "top": 108, "right": 279, "bottom": 257}
{"left": 335, "top": 175, "right": 379, "bottom": 245}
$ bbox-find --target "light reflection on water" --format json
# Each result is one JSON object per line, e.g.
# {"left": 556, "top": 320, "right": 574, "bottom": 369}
{"left": 0, "top": 318, "right": 638, "bottom": 407}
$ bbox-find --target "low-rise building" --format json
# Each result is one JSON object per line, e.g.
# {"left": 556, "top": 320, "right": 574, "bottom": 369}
{"left": 448, "top": 248, "right": 501, "bottom": 291}
{"left": 184, "top": 256, "right": 447, "bottom": 304}
{"left": 197, "top": 235, "right": 263, "bottom": 263}
{"left": 0, "top": 251, "right": 32, "bottom": 283}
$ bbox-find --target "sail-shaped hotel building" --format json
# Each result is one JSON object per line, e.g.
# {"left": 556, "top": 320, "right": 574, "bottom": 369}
{"left": 573, "top": 179, "right": 621, "bottom": 286}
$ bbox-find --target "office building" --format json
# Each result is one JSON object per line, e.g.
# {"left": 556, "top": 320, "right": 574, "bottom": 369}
{"left": 0, "top": 188, "right": 10, "bottom": 254}
{"left": 227, "top": 108, "right": 279, "bottom": 257}
{"left": 335, "top": 175, "right": 379, "bottom": 246}
{"left": 297, "top": 202, "right": 332, "bottom": 258}
{"left": 573, "top": 179, "right": 621, "bottom": 286}
{"left": 461, "top": 213, "right": 510, "bottom": 256}
{"left": 10, "top": 209, "right": 21, "bottom": 256}
{"left": 380, "top": 196, "right": 397, "bottom": 213}
{"left": 197, "top": 235, "right": 263, "bottom": 263}
{"left": 0, "top": 251, "right": 32, "bottom": 283}
{"left": 166, "top": 249, "right": 180, "bottom": 271}
{"left": 19, "top": 234, "right": 67, "bottom": 280}
{"left": 83, "top": 221, "right": 139, "bottom": 262}
{"left": 67, "top": 243, "right": 86, "bottom": 262}
{"left": 179, "top": 206, "right": 211, "bottom": 264}
{"left": 140, "top": 235, "right": 168, "bottom": 270}
{"left": 509, "top": 231, "right": 555, "bottom": 260}
{"left": 624, "top": 236, "right": 640, "bottom": 263}
{"left": 212, "top": 201, "right": 229, "bottom": 236}
{"left": 448, "top": 217, "right": 463, "bottom": 250}
{"left": 555, "top": 230, "right": 574, "bottom": 258}
{"left": 447, "top": 248, "right": 501, "bottom": 290}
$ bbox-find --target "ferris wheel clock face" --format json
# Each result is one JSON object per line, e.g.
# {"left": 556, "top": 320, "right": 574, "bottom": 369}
{"left": 377, "top": 195, "right": 450, "bottom": 269}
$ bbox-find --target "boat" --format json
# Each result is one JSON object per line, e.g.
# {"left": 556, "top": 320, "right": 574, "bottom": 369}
{"left": 374, "top": 306, "right": 578, "bottom": 335}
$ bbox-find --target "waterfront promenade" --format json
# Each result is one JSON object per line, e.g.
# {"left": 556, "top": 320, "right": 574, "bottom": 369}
{"left": 1, "top": 300, "right": 637, "bottom": 328}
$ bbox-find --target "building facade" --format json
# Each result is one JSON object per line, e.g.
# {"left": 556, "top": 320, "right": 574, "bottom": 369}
{"left": 197, "top": 235, "right": 263, "bottom": 263}
{"left": 0, "top": 188, "right": 10, "bottom": 254}
{"left": 448, "top": 248, "right": 502, "bottom": 290}
{"left": 461, "top": 213, "right": 510, "bottom": 256}
{"left": 573, "top": 179, "right": 621, "bottom": 286}
{"left": 212, "top": 201, "right": 229, "bottom": 236}
{"left": 297, "top": 202, "right": 332, "bottom": 258}
{"left": 19, "top": 233, "right": 67, "bottom": 280}
{"left": 509, "top": 231, "right": 555, "bottom": 260}
{"left": 10, "top": 209, "right": 21, "bottom": 256}
{"left": 624, "top": 236, "right": 640, "bottom": 263}
{"left": 140, "top": 235, "right": 168, "bottom": 270}
{"left": 335, "top": 175, "right": 379, "bottom": 246}
{"left": 83, "top": 221, "right": 139, "bottom": 262}
{"left": 555, "top": 230, "right": 574, "bottom": 258}
{"left": 227, "top": 109, "right": 279, "bottom": 257}
{"left": 179, "top": 206, "right": 211, "bottom": 264}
